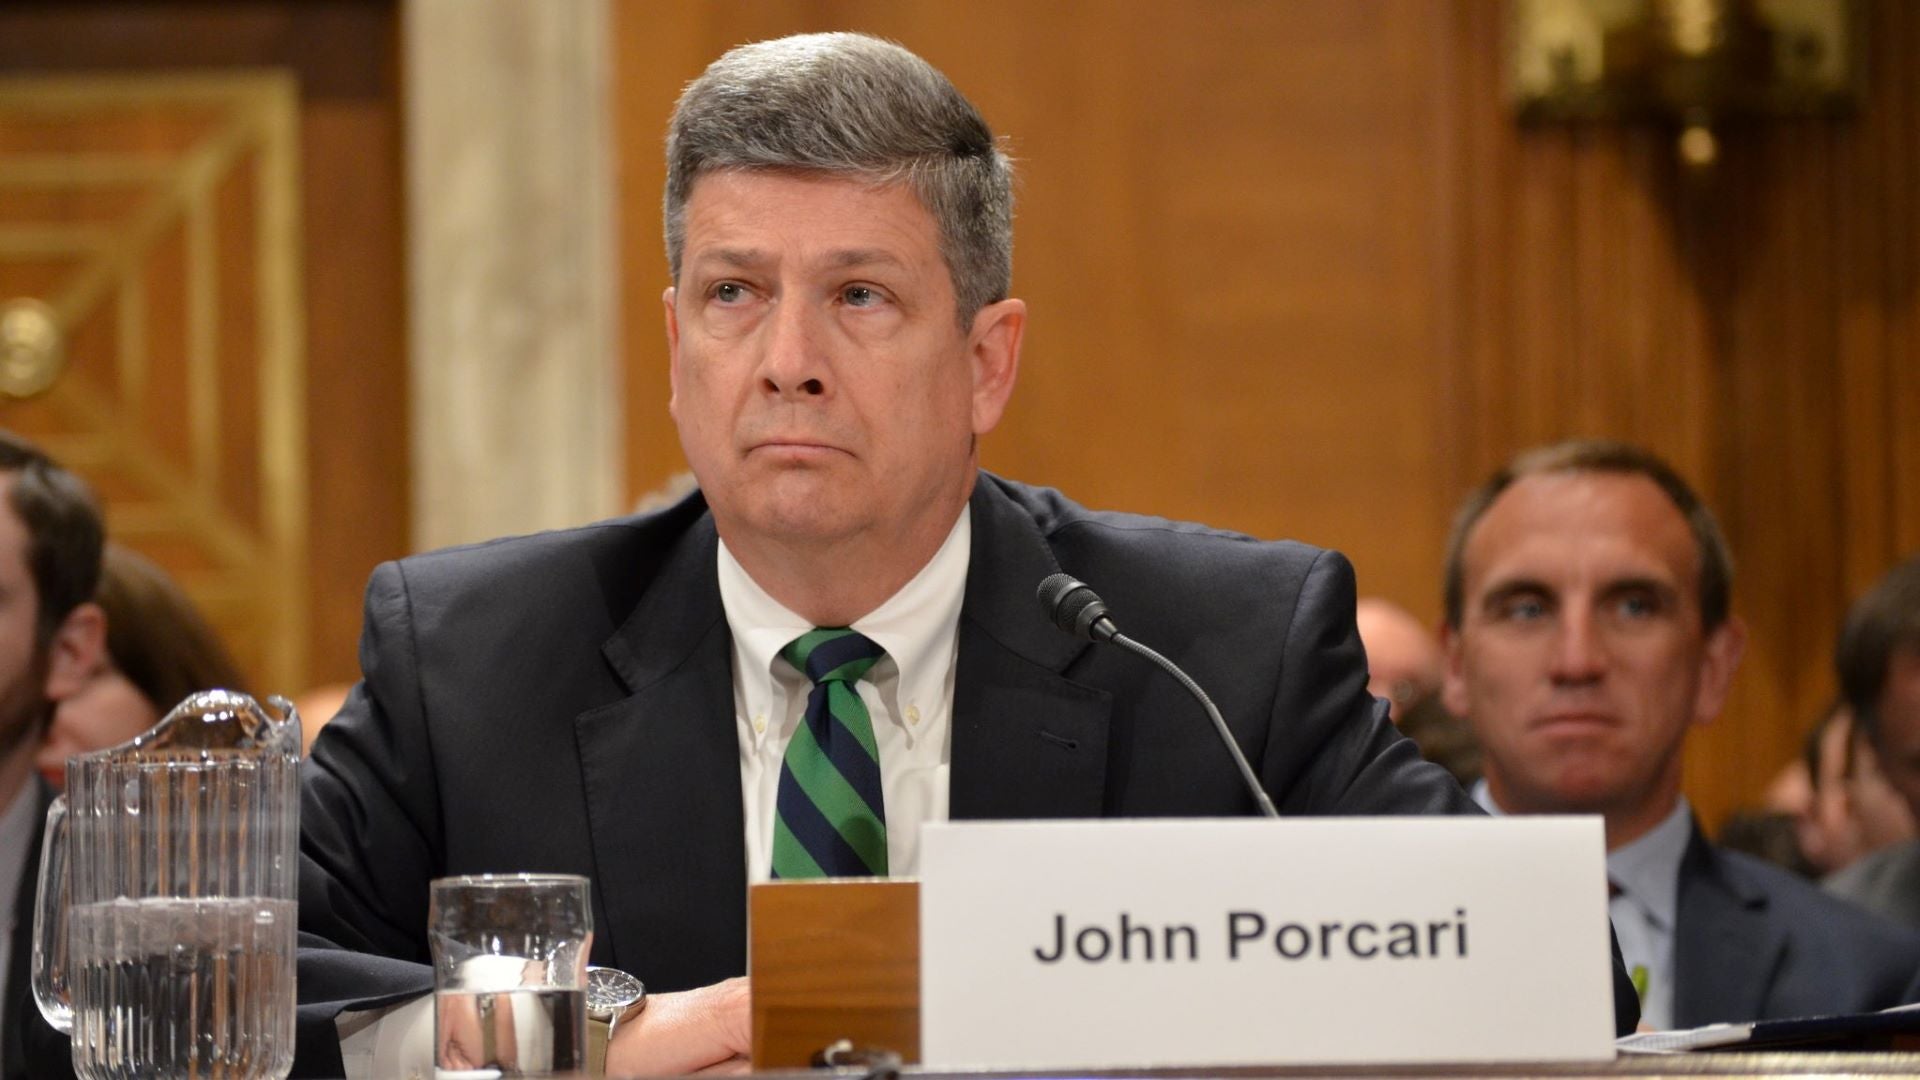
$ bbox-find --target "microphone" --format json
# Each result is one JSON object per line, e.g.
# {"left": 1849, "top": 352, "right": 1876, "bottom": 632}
{"left": 1035, "top": 573, "right": 1118, "bottom": 642}
{"left": 1036, "top": 573, "right": 1280, "bottom": 819}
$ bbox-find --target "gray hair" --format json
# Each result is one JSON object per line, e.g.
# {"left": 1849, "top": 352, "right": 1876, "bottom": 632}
{"left": 665, "top": 32, "right": 1013, "bottom": 325}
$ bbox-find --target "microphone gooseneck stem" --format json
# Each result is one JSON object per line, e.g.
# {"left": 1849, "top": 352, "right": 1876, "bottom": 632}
{"left": 1109, "top": 632, "right": 1280, "bottom": 820}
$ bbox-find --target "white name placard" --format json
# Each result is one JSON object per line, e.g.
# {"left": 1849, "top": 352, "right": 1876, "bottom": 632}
{"left": 920, "top": 817, "right": 1612, "bottom": 1068}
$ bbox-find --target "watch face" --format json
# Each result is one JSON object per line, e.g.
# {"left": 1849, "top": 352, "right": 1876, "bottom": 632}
{"left": 586, "top": 966, "right": 645, "bottom": 1017}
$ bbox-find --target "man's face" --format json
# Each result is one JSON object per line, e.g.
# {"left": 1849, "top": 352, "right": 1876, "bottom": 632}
{"left": 1441, "top": 472, "right": 1744, "bottom": 839}
{"left": 0, "top": 478, "right": 49, "bottom": 761}
{"left": 1845, "top": 714, "right": 1917, "bottom": 851}
{"left": 664, "top": 171, "right": 1021, "bottom": 555}
{"left": 1869, "top": 648, "right": 1920, "bottom": 821}
{"left": 35, "top": 664, "right": 158, "bottom": 790}
{"left": 1355, "top": 599, "right": 1442, "bottom": 721}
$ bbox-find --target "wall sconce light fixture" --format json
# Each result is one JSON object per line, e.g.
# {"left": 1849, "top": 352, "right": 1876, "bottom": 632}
{"left": 1511, "top": 0, "right": 1864, "bottom": 168}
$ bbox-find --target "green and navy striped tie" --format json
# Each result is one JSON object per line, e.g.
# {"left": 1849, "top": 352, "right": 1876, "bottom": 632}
{"left": 771, "top": 628, "right": 889, "bottom": 879}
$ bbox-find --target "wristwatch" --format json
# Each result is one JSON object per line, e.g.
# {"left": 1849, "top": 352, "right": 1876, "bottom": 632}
{"left": 585, "top": 966, "right": 647, "bottom": 1077}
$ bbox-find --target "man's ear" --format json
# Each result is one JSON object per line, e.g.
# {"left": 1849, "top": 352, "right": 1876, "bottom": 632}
{"left": 968, "top": 297, "right": 1025, "bottom": 436}
{"left": 1693, "top": 614, "right": 1748, "bottom": 727}
{"left": 44, "top": 600, "right": 107, "bottom": 703}
{"left": 663, "top": 285, "right": 682, "bottom": 421}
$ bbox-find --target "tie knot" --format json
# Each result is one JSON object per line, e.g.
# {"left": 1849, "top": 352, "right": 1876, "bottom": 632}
{"left": 782, "top": 628, "right": 885, "bottom": 686}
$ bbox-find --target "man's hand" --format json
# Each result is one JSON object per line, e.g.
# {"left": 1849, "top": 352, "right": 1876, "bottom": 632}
{"left": 435, "top": 990, "right": 518, "bottom": 1071}
{"left": 606, "top": 977, "right": 751, "bottom": 1076}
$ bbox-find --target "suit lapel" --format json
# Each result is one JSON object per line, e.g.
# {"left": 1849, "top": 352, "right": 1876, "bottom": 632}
{"left": 950, "top": 478, "right": 1112, "bottom": 820}
{"left": 1674, "top": 822, "right": 1782, "bottom": 1026}
{"left": 574, "top": 515, "right": 748, "bottom": 987}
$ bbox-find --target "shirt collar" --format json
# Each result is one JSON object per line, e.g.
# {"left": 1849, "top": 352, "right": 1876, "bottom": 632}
{"left": 1471, "top": 779, "right": 1690, "bottom": 929}
{"left": 717, "top": 505, "right": 971, "bottom": 710}
{"left": 1604, "top": 796, "right": 1692, "bottom": 930}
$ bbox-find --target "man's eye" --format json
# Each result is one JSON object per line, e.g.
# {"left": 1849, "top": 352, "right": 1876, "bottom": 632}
{"left": 1497, "top": 596, "right": 1547, "bottom": 621}
{"left": 1614, "top": 592, "right": 1661, "bottom": 619}
{"left": 842, "top": 284, "right": 882, "bottom": 308}
{"left": 713, "top": 282, "right": 747, "bottom": 304}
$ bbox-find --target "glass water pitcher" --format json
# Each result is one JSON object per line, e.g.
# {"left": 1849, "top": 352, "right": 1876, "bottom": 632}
{"left": 31, "top": 689, "right": 303, "bottom": 1080}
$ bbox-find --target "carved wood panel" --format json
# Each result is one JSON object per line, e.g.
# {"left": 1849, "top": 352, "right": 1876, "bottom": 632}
{"left": 0, "top": 73, "right": 306, "bottom": 694}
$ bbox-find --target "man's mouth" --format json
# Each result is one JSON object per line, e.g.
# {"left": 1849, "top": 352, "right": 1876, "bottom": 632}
{"left": 748, "top": 439, "right": 848, "bottom": 459}
{"left": 1531, "top": 711, "right": 1617, "bottom": 734}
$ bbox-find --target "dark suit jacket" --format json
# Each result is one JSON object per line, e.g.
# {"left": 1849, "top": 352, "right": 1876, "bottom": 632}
{"left": 1675, "top": 823, "right": 1920, "bottom": 1027}
{"left": 284, "top": 474, "right": 1620, "bottom": 1075}
{"left": 3, "top": 778, "right": 49, "bottom": 1080}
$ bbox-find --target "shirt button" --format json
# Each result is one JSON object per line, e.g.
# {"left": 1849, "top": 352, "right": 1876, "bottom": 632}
{"left": 905, "top": 704, "right": 921, "bottom": 726}
{"left": 752, "top": 713, "right": 767, "bottom": 734}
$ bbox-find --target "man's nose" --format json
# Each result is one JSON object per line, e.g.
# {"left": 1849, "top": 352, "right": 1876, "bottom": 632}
{"left": 1549, "top": 608, "right": 1607, "bottom": 685}
{"left": 757, "top": 297, "right": 828, "bottom": 399}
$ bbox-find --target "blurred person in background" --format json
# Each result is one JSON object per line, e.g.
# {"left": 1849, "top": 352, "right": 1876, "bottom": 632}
{"left": 32, "top": 543, "right": 247, "bottom": 790}
{"left": 1715, "top": 810, "right": 1816, "bottom": 879}
{"left": 1838, "top": 709, "right": 1920, "bottom": 866}
{"left": 1760, "top": 725, "right": 1813, "bottom": 822}
{"left": 1393, "top": 691, "right": 1482, "bottom": 788}
{"left": 1785, "top": 702, "right": 1916, "bottom": 882}
{"left": 1356, "top": 596, "right": 1482, "bottom": 786}
{"left": 0, "top": 431, "right": 105, "bottom": 1079}
{"left": 1355, "top": 596, "right": 1442, "bottom": 722}
{"left": 1826, "top": 556, "right": 1920, "bottom": 927}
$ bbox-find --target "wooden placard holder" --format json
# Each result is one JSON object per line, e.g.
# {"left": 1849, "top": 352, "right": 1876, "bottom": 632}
{"left": 749, "top": 879, "right": 921, "bottom": 1069}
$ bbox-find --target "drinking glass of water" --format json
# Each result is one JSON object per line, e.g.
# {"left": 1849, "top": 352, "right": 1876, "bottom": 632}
{"left": 429, "top": 874, "right": 593, "bottom": 1078}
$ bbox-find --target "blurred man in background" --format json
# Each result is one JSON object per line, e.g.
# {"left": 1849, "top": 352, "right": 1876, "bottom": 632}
{"left": 1442, "top": 438, "right": 1920, "bottom": 1029}
{"left": 1827, "top": 556, "right": 1920, "bottom": 927}
{"left": 0, "top": 431, "right": 105, "bottom": 1079}
{"left": 1357, "top": 598, "right": 1482, "bottom": 784}
{"left": 33, "top": 542, "right": 248, "bottom": 790}
{"left": 1355, "top": 597, "right": 1442, "bottom": 722}
{"left": 1786, "top": 702, "right": 1916, "bottom": 882}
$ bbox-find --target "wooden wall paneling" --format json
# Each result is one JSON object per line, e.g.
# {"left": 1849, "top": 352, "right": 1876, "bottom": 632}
{"left": 612, "top": 1, "right": 698, "bottom": 505}
{"left": 970, "top": 4, "right": 1168, "bottom": 524}
{"left": 1691, "top": 124, "right": 1839, "bottom": 821}
{"left": 1883, "top": 3, "right": 1920, "bottom": 565}
{"left": 213, "top": 155, "right": 263, "bottom": 534}
{"left": 1446, "top": 2, "right": 1920, "bottom": 828}
{"left": 1443, "top": 0, "right": 1509, "bottom": 486}
{"left": 1690, "top": 1, "right": 1920, "bottom": 822}
{"left": 1834, "top": 12, "right": 1895, "bottom": 597}
{"left": 300, "top": 93, "right": 406, "bottom": 685}
{"left": 0, "top": 2, "right": 407, "bottom": 691}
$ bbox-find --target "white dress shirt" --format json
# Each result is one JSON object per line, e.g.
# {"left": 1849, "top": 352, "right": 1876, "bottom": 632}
{"left": 722, "top": 505, "right": 968, "bottom": 882}
{"left": 1472, "top": 780, "right": 1689, "bottom": 1030}
{"left": 341, "top": 505, "right": 973, "bottom": 1077}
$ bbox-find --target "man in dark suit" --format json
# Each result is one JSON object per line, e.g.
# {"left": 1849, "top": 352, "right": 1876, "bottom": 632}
{"left": 287, "top": 33, "right": 1639, "bottom": 1078}
{"left": 1441, "top": 439, "right": 1920, "bottom": 1029}
{"left": 0, "top": 432, "right": 107, "bottom": 1079}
